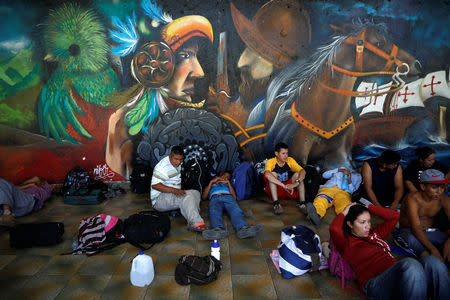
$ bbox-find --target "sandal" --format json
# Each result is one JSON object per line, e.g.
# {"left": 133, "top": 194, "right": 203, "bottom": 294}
{"left": 188, "top": 222, "right": 210, "bottom": 232}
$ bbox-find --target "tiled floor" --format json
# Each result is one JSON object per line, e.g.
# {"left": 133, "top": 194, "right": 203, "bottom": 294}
{"left": 0, "top": 186, "right": 366, "bottom": 300}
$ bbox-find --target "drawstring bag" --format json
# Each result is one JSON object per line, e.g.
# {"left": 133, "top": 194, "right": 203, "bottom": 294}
{"left": 278, "top": 225, "right": 322, "bottom": 278}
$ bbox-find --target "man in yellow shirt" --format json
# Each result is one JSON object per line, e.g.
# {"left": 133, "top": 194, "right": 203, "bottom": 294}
{"left": 264, "top": 142, "right": 306, "bottom": 214}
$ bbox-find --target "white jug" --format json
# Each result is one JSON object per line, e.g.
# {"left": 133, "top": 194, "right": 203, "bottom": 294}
{"left": 130, "top": 251, "right": 154, "bottom": 287}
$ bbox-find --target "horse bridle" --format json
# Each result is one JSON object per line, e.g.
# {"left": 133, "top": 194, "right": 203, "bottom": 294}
{"left": 341, "top": 29, "right": 404, "bottom": 73}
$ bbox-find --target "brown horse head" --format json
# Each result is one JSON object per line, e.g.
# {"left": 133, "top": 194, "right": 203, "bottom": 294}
{"left": 331, "top": 22, "right": 420, "bottom": 75}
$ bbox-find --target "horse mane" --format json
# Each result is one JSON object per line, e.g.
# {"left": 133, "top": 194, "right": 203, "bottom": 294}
{"left": 265, "top": 19, "right": 389, "bottom": 112}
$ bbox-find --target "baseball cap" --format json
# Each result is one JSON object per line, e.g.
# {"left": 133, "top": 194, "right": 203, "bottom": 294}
{"left": 420, "top": 169, "right": 450, "bottom": 184}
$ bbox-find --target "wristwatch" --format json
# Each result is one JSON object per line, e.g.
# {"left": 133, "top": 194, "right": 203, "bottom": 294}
{"left": 295, "top": 179, "right": 300, "bottom": 183}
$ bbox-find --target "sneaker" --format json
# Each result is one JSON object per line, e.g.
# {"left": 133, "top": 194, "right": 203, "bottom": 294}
{"left": 188, "top": 222, "right": 210, "bottom": 232}
{"left": 237, "top": 224, "right": 264, "bottom": 239}
{"left": 306, "top": 202, "right": 322, "bottom": 226}
{"left": 202, "top": 227, "right": 228, "bottom": 240}
{"left": 296, "top": 202, "right": 307, "bottom": 214}
{"left": 273, "top": 204, "right": 284, "bottom": 215}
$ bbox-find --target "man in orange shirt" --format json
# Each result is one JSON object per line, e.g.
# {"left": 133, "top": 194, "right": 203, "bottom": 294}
{"left": 264, "top": 142, "right": 306, "bottom": 215}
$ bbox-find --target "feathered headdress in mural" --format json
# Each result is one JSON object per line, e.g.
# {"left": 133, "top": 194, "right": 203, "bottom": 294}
{"left": 108, "top": 0, "right": 213, "bottom": 136}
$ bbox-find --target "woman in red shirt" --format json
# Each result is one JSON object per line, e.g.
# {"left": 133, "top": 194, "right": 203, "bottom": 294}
{"left": 330, "top": 203, "right": 449, "bottom": 299}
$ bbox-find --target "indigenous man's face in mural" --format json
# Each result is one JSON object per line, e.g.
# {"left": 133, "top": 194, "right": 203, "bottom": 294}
{"left": 165, "top": 41, "right": 204, "bottom": 102}
{"left": 237, "top": 47, "right": 272, "bottom": 108}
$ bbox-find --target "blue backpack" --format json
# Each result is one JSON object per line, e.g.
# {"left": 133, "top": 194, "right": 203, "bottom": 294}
{"left": 231, "top": 162, "right": 258, "bottom": 201}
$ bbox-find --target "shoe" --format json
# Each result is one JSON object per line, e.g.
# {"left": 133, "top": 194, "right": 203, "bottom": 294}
{"left": 273, "top": 204, "right": 284, "bottom": 215}
{"left": 202, "top": 227, "right": 228, "bottom": 240}
{"left": 306, "top": 202, "right": 322, "bottom": 226}
{"left": 188, "top": 222, "right": 210, "bottom": 232}
{"left": 296, "top": 202, "right": 307, "bottom": 214}
{"left": 237, "top": 224, "right": 264, "bottom": 239}
{"left": 0, "top": 214, "right": 14, "bottom": 227}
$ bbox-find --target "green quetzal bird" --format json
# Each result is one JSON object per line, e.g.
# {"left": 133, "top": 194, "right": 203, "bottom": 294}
{"left": 38, "top": 3, "right": 120, "bottom": 144}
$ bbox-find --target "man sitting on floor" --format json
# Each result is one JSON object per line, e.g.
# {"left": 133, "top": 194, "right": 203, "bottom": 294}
{"left": 151, "top": 145, "right": 209, "bottom": 232}
{"left": 397, "top": 169, "right": 449, "bottom": 262}
{"left": 307, "top": 167, "right": 362, "bottom": 226}
{"left": 361, "top": 150, "right": 404, "bottom": 210}
{"left": 264, "top": 142, "right": 306, "bottom": 215}
{"left": 0, "top": 176, "right": 53, "bottom": 226}
{"left": 201, "top": 171, "right": 264, "bottom": 240}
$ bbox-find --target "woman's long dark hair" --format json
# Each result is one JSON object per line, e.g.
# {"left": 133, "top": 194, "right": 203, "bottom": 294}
{"left": 343, "top": 204, "right": 369, "bottom": 235}
{"left": 414, "top": 146, "right": 435, "bottom": 161}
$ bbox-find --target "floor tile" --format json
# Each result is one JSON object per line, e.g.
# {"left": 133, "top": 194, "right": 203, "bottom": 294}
{"left": 38, "top": 255, "right": 86, "bottom": 275}
{"left": 13, "top": 275, "right": 71, "bottom": 300}
{"left": 54, "top": 274, "right": 111, "bottom": 300}
{"left": 144, "top": 275, "right": 190, "bottom": 300}
{"left": 99, "top": 274, "right": 147, "bottom": 300}
{"left": 189, "top": 270, "right": 232, "bottom": 300}
{"left": 232, "top": 274, "right": 277, "bottom": 299}
{"left": 0, "top": 255, "right": 50, "bottom": 276}
{"left": 230, "top": 254, "right": 269, "bottom": 275}
{"left": 76, "top": 255, "right": 123, "bottom": 275}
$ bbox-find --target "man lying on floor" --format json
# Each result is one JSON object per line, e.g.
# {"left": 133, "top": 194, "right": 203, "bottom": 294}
{"left": 0, "top": 176, "right": 53, "bottom": 226}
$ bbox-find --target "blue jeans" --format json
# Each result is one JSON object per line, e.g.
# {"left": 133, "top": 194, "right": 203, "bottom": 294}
{"left": 209, "top": 194, "right": 247, "bottom": 231}
{"left": 398, "top": 228, "right": 448, "bottom": 256}
{"left": 364, "top": 256, "right": 449, "bottom": 300}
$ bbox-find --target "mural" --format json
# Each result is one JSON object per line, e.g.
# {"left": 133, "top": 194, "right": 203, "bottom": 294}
{"left": 0, "top": 0, "right": 448, "bottom": 183}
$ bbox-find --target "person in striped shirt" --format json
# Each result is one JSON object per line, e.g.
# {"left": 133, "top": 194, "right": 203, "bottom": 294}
{"left": 151, "top": 145, "right": 209, "bottom": 232}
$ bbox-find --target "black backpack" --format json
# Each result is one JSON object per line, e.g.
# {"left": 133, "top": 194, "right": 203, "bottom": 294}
{"left": 129, "top": 164, "right": 152, "bottom": 194}
{"left": 181, "top": 158, "right": 209, "bottom": 193}
{"left": 123, "top": 211, "right": 171, "bottom": 250}
{"left": 10, "top": 222, "right": 64, "bottom": 248}
{"left": 62, "top": 166, "right": 90, "bottom": 193}
{"left": 175, "top": 255, "right": 222, "bottom": 285}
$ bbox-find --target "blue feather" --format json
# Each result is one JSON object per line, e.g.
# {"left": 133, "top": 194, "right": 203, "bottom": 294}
{"left": 141, "top": 0, "right": 172, "bottom": 25}
{"left": 109, "top": 14, "right": 139, "bottom": 57}
{"left": 142, "top": 89, "right": 160, "bottom": 132}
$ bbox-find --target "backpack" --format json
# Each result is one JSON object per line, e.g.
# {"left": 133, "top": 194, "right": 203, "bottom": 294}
{"left": 71, "top": 214, "right": 124, "bottom": 255}
{"left": 62, "top": 166, "right": 90, "bottom": 193}
{"left": 181, "top": 157, "right": 209, "bottom": 193}
{"left": 130, "top": 164, "right": 152, "bottom": 194}
{"left": 303, "top": 165, "right": 323, "bottom": 203}
{"left": 123, "top": 210, "right": 171, "bottom": 250}
{"left": 328, "top": 238, "right": 363, "bottom": 294}
{"left": 231, "top": 162, "right": 258, "bottom": 201}
{"left": 175, "top": 255, "right": 222, "bottom": 285}
{"left": 278, "top": 225, "right": 322, "bottom": 278}
{"left": 10, "top": 222, "right": 64, "bottom": 248}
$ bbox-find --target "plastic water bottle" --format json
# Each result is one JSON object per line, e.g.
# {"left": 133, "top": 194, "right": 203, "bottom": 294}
{"left": 72, "top": 240, "right": 78, "bottom": 251}
{"left": 341, "top": 173, "right": 349, "bottom": 191}
{"left": 211, "top": 240, "right": 220, "bottom": 261}
{"left": 130, "top": 251, "right": 154, "bottom": 287}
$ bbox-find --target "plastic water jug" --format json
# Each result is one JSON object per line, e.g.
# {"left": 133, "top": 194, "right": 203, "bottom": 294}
{"left": 130, "top": 251, "right": 154, "bottom": 287}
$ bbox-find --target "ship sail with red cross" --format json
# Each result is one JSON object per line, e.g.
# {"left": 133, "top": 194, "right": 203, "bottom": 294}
{"left": 353, "top": 69, "right": 450, "bottom": 146}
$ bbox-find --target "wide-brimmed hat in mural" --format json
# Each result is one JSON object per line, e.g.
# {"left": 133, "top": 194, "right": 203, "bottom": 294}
{"left": 230, "top": 0, "right": 311, "bottom": 69}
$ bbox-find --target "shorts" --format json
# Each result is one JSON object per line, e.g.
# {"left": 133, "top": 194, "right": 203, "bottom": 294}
{"left": 264, "top": 177, "right": 299, "bottom": 200}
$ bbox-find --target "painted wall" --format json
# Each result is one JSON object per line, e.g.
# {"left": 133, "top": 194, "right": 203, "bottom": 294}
{"left": 0, "top": 0, "right": 448, "bottom": 183}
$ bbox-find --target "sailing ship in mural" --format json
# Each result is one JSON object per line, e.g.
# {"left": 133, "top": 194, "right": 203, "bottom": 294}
{"left": 353, "top": 70, "right": 450, "bottom": 146}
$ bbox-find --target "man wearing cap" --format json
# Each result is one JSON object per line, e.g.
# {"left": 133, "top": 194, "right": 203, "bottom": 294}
{"left": 106, "top": 6, "right": 214, "bottom": 178}
{"left": 398, "top": 169, "right": 449, "bottom": 262}
{"left": 219, "top": 0, "right": 311, "bottom": 155}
